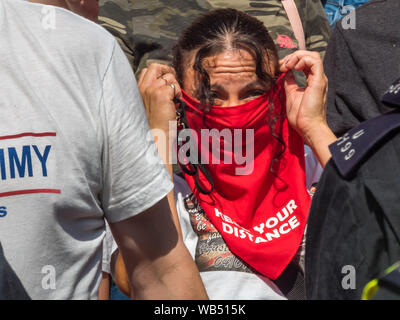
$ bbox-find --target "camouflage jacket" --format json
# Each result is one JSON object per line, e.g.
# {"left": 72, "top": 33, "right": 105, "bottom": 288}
{"left": 98, "top": 0, "right": 330, "bottom": 84}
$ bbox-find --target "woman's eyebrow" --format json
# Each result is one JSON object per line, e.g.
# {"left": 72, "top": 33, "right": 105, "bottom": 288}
{"left": 210, "top": 83, "right": 226, "bottom": 92}
{"left": 243, "top": 80, "right": 268, "bottom": 90}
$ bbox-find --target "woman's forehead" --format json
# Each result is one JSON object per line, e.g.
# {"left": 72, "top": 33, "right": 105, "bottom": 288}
{"left": 202, "top": 49, "right": 257, "bottom": 75}
{"left": 182, "top": 48, "right": 275, "bottom": 93}
{"left": 186, "top": 48, "right": 275, "bottom": 80}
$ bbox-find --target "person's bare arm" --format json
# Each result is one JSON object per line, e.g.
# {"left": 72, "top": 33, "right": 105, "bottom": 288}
{"left": 108, "top": 196, "right": 208, "bottom": 300}
{"left": 112, "top": 63, "right": 189, "bottom": 298}
{"left": 98, "top": 272, "right": 111, "bottom": 300}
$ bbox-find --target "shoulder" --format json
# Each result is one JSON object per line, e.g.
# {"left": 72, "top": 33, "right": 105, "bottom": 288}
{"left": 353, "top": 0, "right": 396, "bottom": 16}
{"left": 354, "top": 0, "right": 399, "bottom": 29}
{"left": 334, "top": 0, "right": 397, "bottom": 38}
{"left": 5, "top": 0, "right": 116, "bottom": 65}
{"left": 329, "top": 109, "right": 400, "bottom": 179}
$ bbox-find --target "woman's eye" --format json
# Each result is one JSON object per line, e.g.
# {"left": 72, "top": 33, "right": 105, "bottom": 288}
{"left": 246, "top": 90, "right": 265, "bottom": 98}
{"left": 209, "top": 91, "right": 220, "bottom": 99}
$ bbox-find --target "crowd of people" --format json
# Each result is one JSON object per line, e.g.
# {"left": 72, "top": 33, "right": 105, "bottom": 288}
{"left": 1, "top": 0, "right": 399, "bottom": 300}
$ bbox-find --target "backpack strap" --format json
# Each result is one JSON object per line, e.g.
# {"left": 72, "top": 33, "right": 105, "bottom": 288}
{"left": 281, "top": 0, "right": 306, "bottom": 50}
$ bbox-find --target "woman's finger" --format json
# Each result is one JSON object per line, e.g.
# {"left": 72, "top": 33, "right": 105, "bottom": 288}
{"left": 282, "top": 50, "right": 320, "bottom": 63}
{"left": 137, "top": 67, "right": 148, "bottom": 87}
{"left": 158, "top": 72, "right": 182, "bottom": 99}
{"left": 140, "top": 63, "right": 175, "bottom": 90}
{"left": 283, "top": 71, "right": 302, "bottom": 120}
{"left": 285, "top": 55, "right": 325, "bottom": 88}
{"left": 279, "top": 50, "right": 321, "bottom": 72}
{"left": 283, "top": 70, "right": 299, "bottom": 95}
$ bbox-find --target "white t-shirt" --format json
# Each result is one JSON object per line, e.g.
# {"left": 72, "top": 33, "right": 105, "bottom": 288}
{"left": 174, "top": 147, "right": 321, "bottom": 300}
{"left": 0, "top": 0, "right": 172, "bottom": 299}
{"left": 102, "top": 222, "right": 118, "bottom": 276}
{"left": 104, "top": 147, "right": 322, "bottom": 299}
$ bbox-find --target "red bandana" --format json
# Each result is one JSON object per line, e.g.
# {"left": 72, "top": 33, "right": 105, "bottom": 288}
{"left": 177, "top": 76, "right": 311, "bottom": 279}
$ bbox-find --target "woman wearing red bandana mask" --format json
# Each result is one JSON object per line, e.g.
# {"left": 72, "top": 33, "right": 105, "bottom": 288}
{"left": 116, "top": 8, "right": 336, "bottom": 300}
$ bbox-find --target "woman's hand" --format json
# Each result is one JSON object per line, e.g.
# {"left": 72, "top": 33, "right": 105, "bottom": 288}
{"left": 279, "top": 50, "right": 328, "bottom": 140}
{"left": 279, "top": 50, "right": 336, "bottom": 167}
{"left": 138, "top": 63, "right": 182, "bottom": 135}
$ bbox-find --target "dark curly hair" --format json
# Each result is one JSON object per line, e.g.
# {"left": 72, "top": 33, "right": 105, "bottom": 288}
{"left": 173, "top": 8, "right": 280, "bottom": 110}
